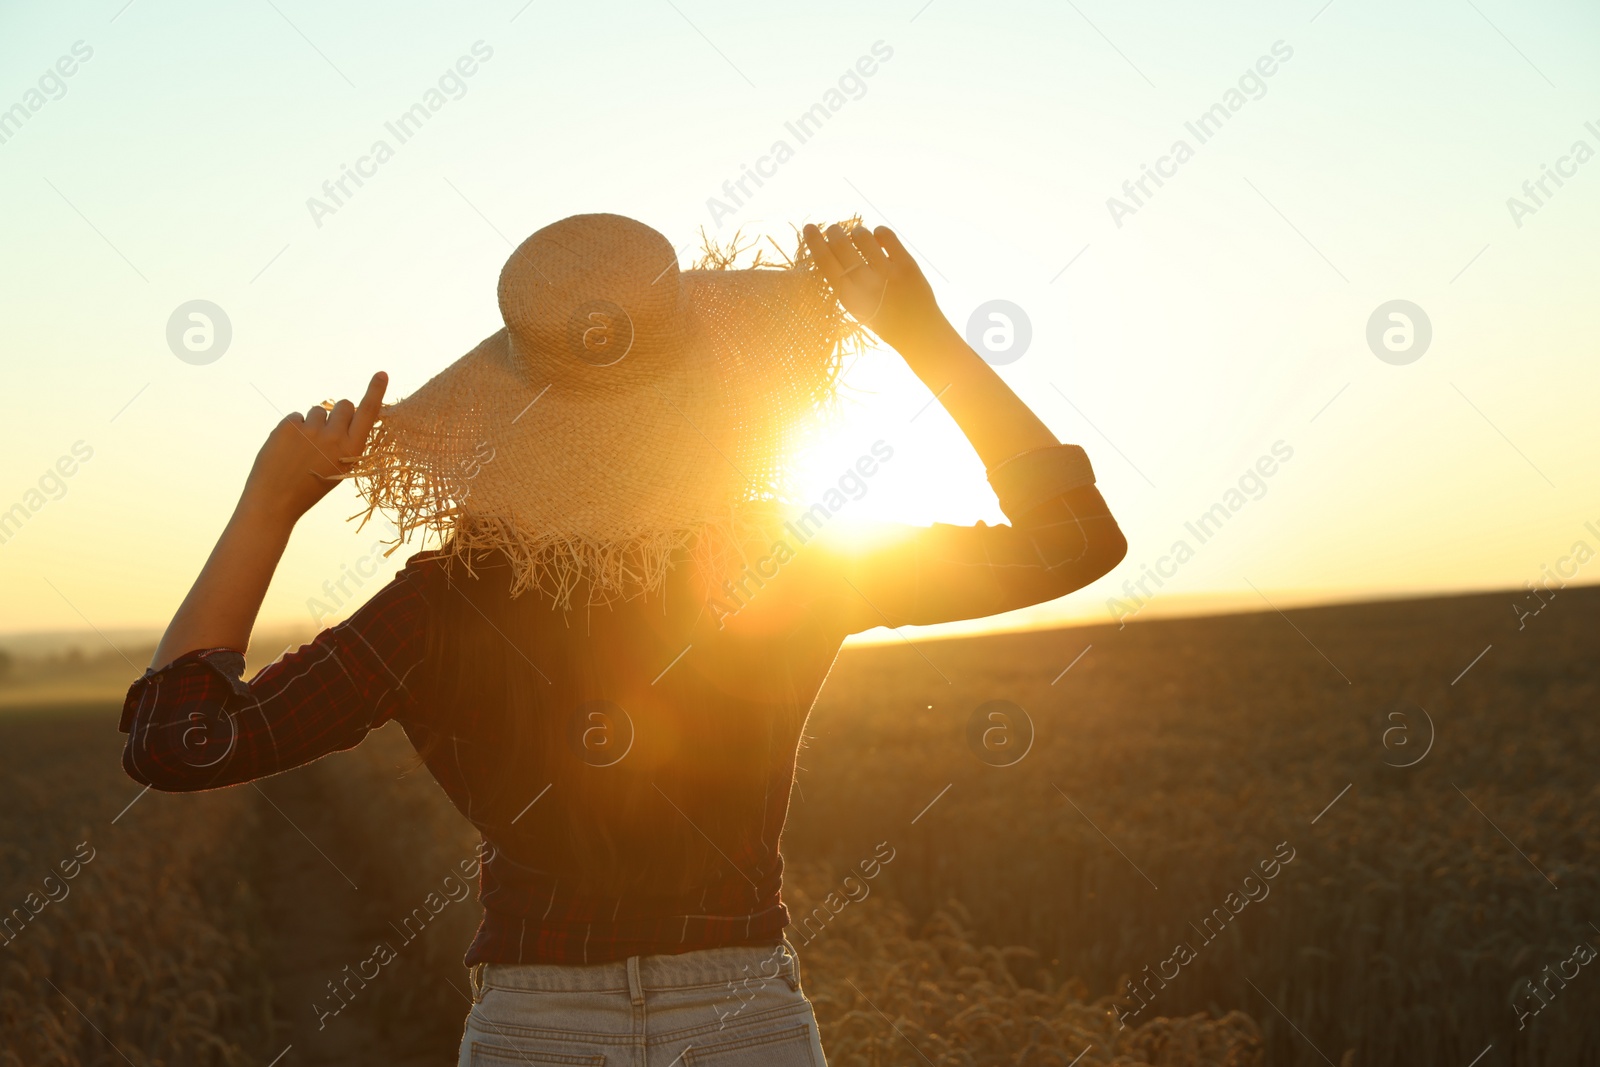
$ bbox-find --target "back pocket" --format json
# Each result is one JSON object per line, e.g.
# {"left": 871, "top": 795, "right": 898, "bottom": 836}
{"left": 683, "top": 1023, "right": 817, "bottom": 1066}
{"left": 470, "top": 1042, "right": 605, "bottom": 1066}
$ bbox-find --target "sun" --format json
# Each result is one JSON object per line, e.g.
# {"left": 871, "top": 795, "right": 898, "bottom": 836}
{"left": 784, "top": 353, "right": 1006, "bottom": 546}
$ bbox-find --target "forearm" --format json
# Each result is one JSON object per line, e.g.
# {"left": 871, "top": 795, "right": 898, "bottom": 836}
{"left": 150, "top": 499, "right": 294, "bottom": 670}
{"left": 799, "top": 222, "right": 1061, "bottom": 466}
{"left": 148, "top": 372, "right": 387, "bottom": 671}
{"left": 893, "top": 320, "right": 1060, "bottom": 468}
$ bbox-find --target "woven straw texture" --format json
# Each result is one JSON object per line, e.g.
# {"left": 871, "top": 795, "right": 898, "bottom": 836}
{"left": 354, "top": 213, "right": 866, "bottom": 607}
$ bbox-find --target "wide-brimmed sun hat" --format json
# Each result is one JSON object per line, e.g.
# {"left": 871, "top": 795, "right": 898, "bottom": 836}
{"left": 353, "top": 212, "right": 865, "bottom": 606}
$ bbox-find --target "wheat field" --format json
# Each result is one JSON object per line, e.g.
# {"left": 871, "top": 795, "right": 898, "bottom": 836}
{"left": 1, "top": 584, "right": 1594, "bottom": 1065}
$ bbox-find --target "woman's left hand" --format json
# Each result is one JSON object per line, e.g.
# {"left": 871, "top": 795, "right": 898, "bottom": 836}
{"left": 239, "top": 371, "right": 388, "bottom": 525}
{"left": 802, "top": 222, "right": 945, "bottom": 353}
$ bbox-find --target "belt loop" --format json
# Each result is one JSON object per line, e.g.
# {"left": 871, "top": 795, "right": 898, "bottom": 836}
{"left": 626, "top": 954, "right": 645, "bottom": 1007}
{"left": 781, "top": 939, "right": 802, "bottom": 992}
{"left": 470, "top": 962, "right": 487, "bottom": 1003}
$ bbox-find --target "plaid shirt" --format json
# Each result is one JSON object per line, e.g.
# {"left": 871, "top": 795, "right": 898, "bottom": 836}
{"left": 120, "top": 444, "right": 1121, "bottom": 966}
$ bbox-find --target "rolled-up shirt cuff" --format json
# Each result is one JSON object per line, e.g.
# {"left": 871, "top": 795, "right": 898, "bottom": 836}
{"left": 987, "top": 444, "right": 1097, "bottom": 521}
{"left": 118, "top": 647, "right": 249, "bottom": 733}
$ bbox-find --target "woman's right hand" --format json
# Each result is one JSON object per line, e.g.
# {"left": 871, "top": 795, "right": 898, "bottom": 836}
{"left": 239, "top": 371, "right": 388, "bottom": 526}
{"left": 802, "top": 222, "right": 949, "bottom": 353}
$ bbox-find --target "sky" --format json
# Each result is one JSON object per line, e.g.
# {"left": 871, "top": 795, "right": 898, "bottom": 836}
{"left": 1, "top": 0, "right": 1596, "bottom": 650}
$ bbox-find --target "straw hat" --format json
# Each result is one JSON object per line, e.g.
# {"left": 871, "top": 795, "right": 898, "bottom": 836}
{"left": 353, "top": 212, "right": 864, "bottom": 607}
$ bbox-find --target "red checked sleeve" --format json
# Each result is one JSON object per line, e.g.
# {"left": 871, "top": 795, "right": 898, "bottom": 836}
{"left": 118, "top": 560, "right": 433, "bottom": 792}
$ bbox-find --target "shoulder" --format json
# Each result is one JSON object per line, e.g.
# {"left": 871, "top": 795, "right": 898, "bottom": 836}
{"left": 337, "top": 548, "right": 450, "bottom": 638}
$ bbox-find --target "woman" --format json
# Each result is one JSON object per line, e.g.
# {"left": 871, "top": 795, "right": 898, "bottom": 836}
{"left": 120, "top": 215, "right": 1127, "bottom": 1065}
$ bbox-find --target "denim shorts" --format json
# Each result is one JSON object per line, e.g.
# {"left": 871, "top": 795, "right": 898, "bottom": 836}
{"left": 457, "top": 939, "right": 828, "bottom": 1066}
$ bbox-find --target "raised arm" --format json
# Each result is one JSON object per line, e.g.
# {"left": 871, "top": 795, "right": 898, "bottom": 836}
{"left": 802, "top": 223, "right": 1059, "bottom": 468}
{"left": 121, "top": 372, "right": 420, "bottom": 793}
{"left": 150, "top": 373, "right": 387, "bottom": 670}
{"left": 797, "top": 223, "right": 1126, "bottom": 634}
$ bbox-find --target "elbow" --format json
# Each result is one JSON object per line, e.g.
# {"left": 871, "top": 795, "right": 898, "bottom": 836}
{"left": 1028, "top": 486, "right": 1127, "bottom": 594}
{"left": 120, "top": 736, "right": 215, "bottom": 794}
{"left": 118, "top": 670, "right": 255, "bottom": 792}
{"left": 1038, "top": 513, "right": 1126, "bottom": 597}
{"left": 120, "top": 744, "right": 149, "bottom": 788}
{"left": 1086, "top": 519, "right": 1129, "bottom": 586}
{"left": 120, "top": 742, "right": 181, "bottom": 792}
